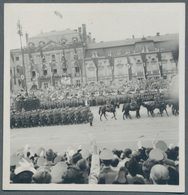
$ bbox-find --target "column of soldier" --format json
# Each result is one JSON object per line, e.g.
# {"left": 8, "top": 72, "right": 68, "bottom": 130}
{"left": 10, "top": 106, "right": 94, "bottom": 129}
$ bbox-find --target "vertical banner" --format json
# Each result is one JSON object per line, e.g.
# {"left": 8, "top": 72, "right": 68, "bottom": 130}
{"left": 157, "top": 51, "right": 163, "bottom": 77}
{"left": 62, "top": 49, "right": 67, "bottom": 69}
{"left": 141, "top": 52, "right": 147, "bottom": 79}
{"left": 10, "top": 52, "right": 16, "bottom": 85}
{"left": 172, "top": 47, "right": 179, "bottom": 70}
{"left": 50, "top": 64, "right": 55, "bottom": 87}
{"left": 39, "top": 46, "right": 45, "bottom": 63}
{"left": 126, "top": 55, "right": 132, "bottom": 80}
{"left": 92, "top": 58, "right": 98, "bottom": 81}
{"left": 13, "top": 67, "right": 16, "bottom": 85}
{"left": 108, "top": 56, "right": 114, "bottom": 81}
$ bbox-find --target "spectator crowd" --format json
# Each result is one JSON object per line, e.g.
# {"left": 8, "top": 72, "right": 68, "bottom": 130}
{"left": 10, "top": 138, "right": 179, "bottom": 185}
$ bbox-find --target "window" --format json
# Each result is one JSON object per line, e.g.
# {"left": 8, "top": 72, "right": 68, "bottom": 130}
{"left": 63, "top": 68, "right": 67, "bottom": 73}
{"left": 117, "top": 50, "right": 121, "bottom": 55}
{"left": 76, "top": 80, "right": 80, "bottom": 86}
{"left": 52, "top": 54, "right": 56, "bottom": 62}
{"left": 163, "top": 75, "right": 167, "bottom": 79}
{"left": 160, "top": 46, "right": 165, "bottom": 51}
{"left": 32, "top": 71, "right": 36, "bottom": 78}
{"left": 92, "top": 51, "right": 98, "bottom": 58}
{"left": 44, "top": 83, "right": 48, "bottom": 89}
{"left": 126, "top": 49, "right": 130, "bottom": 54}
{"left": 16, "top": 57, "right": 19, "bottom": 61}
{"left": 75, "top": 67, "right": 80, "bottom": 73}
{"left": 43, "top": 70, "right": 47, "bottom": 76}
{"left": 53, "top": 69, "right": 57, "bottom": 74}
{"left": 10, "top": 69, "right": 12, "bottom": 76}
{"left": 17, "top": 68, "right": 19, "bottom": 73}
{"left": 108, "top": 51, "right": 112, "bottom": 57}
{"left": 55, "top": 81, "right": 58, "bottom": 87}
{"left": 18, "top": 79, "right": 21, "bottom": 86}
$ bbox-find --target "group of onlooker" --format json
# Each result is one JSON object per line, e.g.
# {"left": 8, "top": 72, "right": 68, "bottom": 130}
{"left": 10, "top": 139, "right": 179, "bottom": 185}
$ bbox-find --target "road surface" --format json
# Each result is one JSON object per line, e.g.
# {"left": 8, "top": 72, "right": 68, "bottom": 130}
{"left": 10, "top": 105, "right": 179, "bottom": 154}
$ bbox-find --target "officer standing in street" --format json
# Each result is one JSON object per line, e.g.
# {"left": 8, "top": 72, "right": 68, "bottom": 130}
{"left": 88, "top": 110, "right": 94, "bottom": 126}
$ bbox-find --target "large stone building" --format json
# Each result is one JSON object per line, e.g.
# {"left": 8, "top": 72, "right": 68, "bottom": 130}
{"left": 10, "top": 24, "right": 179, "bottom": 91}
{"left": 84, "top": 33, "right": 179, "bottom": 85}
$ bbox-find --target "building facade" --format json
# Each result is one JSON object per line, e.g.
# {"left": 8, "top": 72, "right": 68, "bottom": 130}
{"left": 10, "top": 24, "right": 179, "bottom": 91}
{"left": 84, "top": 33, "right": 179, "bottom": 85}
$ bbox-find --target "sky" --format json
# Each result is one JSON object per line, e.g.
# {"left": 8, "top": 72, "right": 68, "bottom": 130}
{"left": 4, "top": 3, "right": 183, "bottom": 50}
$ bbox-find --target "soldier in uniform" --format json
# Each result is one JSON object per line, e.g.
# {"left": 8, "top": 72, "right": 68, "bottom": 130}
{"left": 88, "top": 111, "right": 94, "bottom": 126}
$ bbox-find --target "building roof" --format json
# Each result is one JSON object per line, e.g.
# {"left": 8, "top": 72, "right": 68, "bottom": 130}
{"left": 87, "top": 33, "right": 179, "bottom": 49}
{"left": 30, "top": 29, "right": 79, "bottom": 39}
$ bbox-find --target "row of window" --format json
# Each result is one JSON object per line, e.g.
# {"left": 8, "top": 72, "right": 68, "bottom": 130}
{"left": 91, "top": 46, "right": 165, "bottom": 58}
{"left": 43, "top": 80, "right": 81, "bottom": 89}
{"left": 31, "top": 67, "right": 80, "bottom": 78}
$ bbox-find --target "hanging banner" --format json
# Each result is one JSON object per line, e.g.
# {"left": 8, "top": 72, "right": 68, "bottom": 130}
{"left": 157, "top": 51, "right": 163, "bottom": 77}
{"left": 126, "top": 55, "right": 132, "bottom": 80}
{"left": 141, "top": 53, "right": 147, "bottom": 79}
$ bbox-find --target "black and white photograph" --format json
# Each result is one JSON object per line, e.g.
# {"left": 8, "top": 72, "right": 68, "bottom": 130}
{"left": 3, "top": 3, "right": 185, "bottom": 192}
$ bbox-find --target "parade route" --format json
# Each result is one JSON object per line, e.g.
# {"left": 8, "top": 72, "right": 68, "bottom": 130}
{"left": 10, "top": 105, "right": 179, "bottom": 154}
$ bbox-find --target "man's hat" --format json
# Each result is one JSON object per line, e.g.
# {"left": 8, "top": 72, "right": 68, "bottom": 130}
{"left": 100, "top": 149, "right": 113, "bottom": 160}
{"left": 155, "top": 140, "right": 168, "bottom": 152}
{"left": 51, "top": 162, "right": 68, "bottom": 183}
{"left": 80, "top": 149, "right": 90, "bottom": 160}
{"left": 37, "top": 156, "right": 46, "bottom": 167}
{"left": 10, "top": 154, "right": 20, "bottom": 166}
{"left": 14, "top": 158, "right": 36, "bottom": 175}
{"left": 149, "top": 149, "right": 164, "bottom": 161}
{"left": 46, "top": 149, "right": 54, "bottom": 159}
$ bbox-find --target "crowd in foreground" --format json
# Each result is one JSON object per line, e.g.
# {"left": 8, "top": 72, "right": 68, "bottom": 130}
{"left": 10, "top": 138, "right": 179, "bottom": 185}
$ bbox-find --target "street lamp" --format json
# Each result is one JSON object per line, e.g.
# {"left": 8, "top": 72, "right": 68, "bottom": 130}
{"left": 17, "top": 19, "right": 27, "bottom": 94}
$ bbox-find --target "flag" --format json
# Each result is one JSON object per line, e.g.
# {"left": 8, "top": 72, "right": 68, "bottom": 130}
{"left": 10, "top": 51, "right": 16, "bottom": 84}
{"left": 157, "top": 51, "right": 163, "bottom": 77}
{"left": 50, "top": 63, "right": 55, "bottom": 86}
{"left": 172, "top": 47, "right": 179, "bottom": 70}
{"left": 39, "top": 46, "right": 45, "bottom": 63}
{"left": 108, "top": 56, "right": 114, "bottom": 81}
{"left": 62, "top": 49, "right": 67, "bottom": 68}
{"left": 54, "top": 11, "right": 63, "bottom": 19}
{"left": 92, "top": 58, "right": 98, "bottom": 81}
{"left": 126, "top": 55, "right": 132, "bottom": 80}
{"left": 141, "top": 52, "right": 147, "bottom": 79}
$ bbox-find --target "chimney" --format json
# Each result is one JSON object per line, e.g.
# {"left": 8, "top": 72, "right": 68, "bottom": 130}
{"left": 88, "top": 32, "right": 91, "bottom": 43}
{"left": 78, "top": 27, "right": 82, "bottom": 33}
{"left": 93, "top": 38, "right": 96, "bottom": 43}
{"left": 156, "top": 32, "right": 160, "bottom": 36}
{"left": 25, "top": 32, "right": 29, "bottom": 45}
{"left": 132, "top": 35, "right": 135, "bottom": 39}
{"left": 82, "top": 24, "right": 87, "bottom": 42}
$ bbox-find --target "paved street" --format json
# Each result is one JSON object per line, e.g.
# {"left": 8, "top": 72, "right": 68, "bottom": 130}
{"left": 10, "top": 105, "right": 179, "bottom": 154}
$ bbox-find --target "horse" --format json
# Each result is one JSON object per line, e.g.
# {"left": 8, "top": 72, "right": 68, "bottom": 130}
{"left": 122, "top": 98, "right": 143, "bottom": 119}
{"left": 142, "top": 101, "right": 169, "bottom": 117}
{"left": 171, "top": 101, "right": 179, "bottom": 116}
{"left": 98, "top": 102, "right": 120, "bottom": 121}
{"left": 141, "top": 102, "right": 156, "bottom": 117}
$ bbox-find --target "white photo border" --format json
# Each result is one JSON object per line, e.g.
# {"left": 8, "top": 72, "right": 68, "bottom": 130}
{"left": 3, "top": 3, "right": 185, "bottom": 192}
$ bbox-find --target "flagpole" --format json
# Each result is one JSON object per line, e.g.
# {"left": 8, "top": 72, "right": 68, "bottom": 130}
{"left": 17, "top": 19, "right": 28, "bottom": 94}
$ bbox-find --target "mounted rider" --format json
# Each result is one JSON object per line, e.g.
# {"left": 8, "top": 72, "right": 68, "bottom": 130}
{"left": 130, "top": 95, "right": 137, "bottom": 107}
